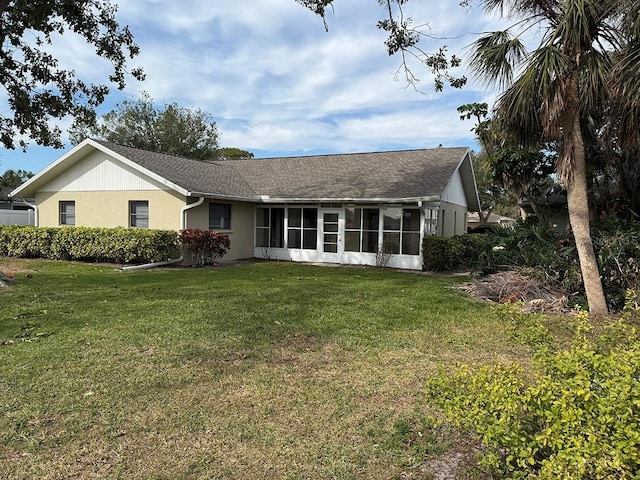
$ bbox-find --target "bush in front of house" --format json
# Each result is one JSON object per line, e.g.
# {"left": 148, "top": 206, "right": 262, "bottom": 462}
{"left": 426, "top": 300, "right": 640, "bottom": 479}
{"left": 177, "top": 229, "right": 230, "bottom": 267}
{"left": 0, "top": 226, "right": 179, "bottom": 263}
{"left": 422, "top": 234, "right": 485, "bottom": 271}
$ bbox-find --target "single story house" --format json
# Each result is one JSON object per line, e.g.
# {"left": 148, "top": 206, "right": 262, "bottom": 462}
{"left": 11, "top": 139, "right": 480, "bottom": 270}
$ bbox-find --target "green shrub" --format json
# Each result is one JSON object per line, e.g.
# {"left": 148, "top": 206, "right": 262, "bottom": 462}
{"left": 422, "top": 234, "right": 485, "bottom": 271}
{"left": 177, "top": 229, "right": 231, "bottom": 266}
{"left": 0, "top": 226, "right": 179, "bottom": 264}
{"left": 426, "top": 300, "right": 640, "bottom": 479}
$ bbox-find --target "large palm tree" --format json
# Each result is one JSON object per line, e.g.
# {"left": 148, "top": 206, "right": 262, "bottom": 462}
{"left": 469, "top": 0, "right": 640, "bottom": 314}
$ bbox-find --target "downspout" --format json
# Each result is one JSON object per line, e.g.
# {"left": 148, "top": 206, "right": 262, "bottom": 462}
{"left": 20, "top": 199, "right": 38, "bottom": 226}
{"left": 180, "top": 196, "right": 205, "bottom": 230}
{"left": 121, "top": 196, "right": 206, "bottom": 271}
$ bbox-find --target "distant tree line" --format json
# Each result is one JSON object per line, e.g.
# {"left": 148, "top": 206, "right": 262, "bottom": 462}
{"left": 70, "top": 93, "right": 253, "bottom": 161}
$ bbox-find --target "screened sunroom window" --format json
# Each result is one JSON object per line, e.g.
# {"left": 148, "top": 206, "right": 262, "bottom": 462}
{"left": 255, "top": 207, "right": 285, "bottom": 248}
{"left": 287, "top": 207, "right": 317, "bottom": 249}
{"left": 344, "top": 207, "right": 379, "bottom": 253}
{"left": 401, "top": 209, "right": 421, "bottom": 255}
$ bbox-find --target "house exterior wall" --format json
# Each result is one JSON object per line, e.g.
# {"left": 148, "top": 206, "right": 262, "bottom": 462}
{"left": 184, "top": 199, "right": 255, "bottom": 261}
{"left": 35, "top": 190, "right": 186, "bottom": 229}
{"left": 440, "top": 170, "right": 468, "bottom": 208}
{"left": 35, "top": 149, "right": 190, "bottom": 229}
{"left": 438, "top": 201, "right": 468, "bottom": 237}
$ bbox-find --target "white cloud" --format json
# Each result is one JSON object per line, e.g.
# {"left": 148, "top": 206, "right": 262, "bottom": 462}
{"left": 1, "top": 0, "right": 503, "bottom": 173}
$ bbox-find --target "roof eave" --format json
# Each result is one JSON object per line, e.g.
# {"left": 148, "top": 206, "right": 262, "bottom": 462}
{"left": 255, "top": 195, "right": 442, "bottom": 204}
{"left": 187, "top": 193, "right": 442, "bottom": 204}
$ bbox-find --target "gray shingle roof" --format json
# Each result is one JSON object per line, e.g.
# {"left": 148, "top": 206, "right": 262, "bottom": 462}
{"left": 99, "top": 142, "right": 470, "bottom": 202}
{"left": 97, "top": 141, "right": 256, "bottom": 198}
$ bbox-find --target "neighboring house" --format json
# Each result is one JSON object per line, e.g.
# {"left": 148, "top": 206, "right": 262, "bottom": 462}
{"left": 0, "top": 186, "right": 35, "bottom": 225}
{"left": 11, "top": 139, "right": 480, "bottom": 270}
{"left": 519, "top": 188, "right": 569, "bottom": 233}
{"left": 467, "top": 212, "right": 516, "bottom": 232}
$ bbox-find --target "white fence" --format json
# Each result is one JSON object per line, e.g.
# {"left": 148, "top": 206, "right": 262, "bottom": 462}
{"left": 0, "top": 209, "right": 35, "bottom": 226}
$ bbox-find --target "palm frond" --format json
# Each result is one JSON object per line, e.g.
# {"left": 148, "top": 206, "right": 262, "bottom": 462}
{"left": 578, "top": 49, "right": 612, "bottom": 115}
{"left": 482, "top": 0, "right": 561, "bottom": 21}
{"left": 610, "top": 39, "right": 640, "bottom": 145}
{"left": 494, "top": 69, "right": 545, "bottom": 147}
{"left": 468, "top": 30, "right": 527, "bottom": 90}
{"left": 618, "top": 0, "right": 640, "bottom": 38}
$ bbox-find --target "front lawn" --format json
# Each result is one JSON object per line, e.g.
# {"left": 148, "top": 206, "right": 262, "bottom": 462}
{"left": 1, "top": 259, "right": 529, "bottom": 479}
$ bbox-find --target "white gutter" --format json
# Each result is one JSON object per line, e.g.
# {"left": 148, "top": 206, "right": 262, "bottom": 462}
{"left": 121, "top": 196, "right": 206, "bottom": 272}
{"left": 180, "top": 196, "right": 205, "bottom": 230}
{"left": 19, "top": 199, "right": 38, "bottom": 226}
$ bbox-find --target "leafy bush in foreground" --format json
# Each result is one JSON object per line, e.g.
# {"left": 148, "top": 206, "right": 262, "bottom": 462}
{"left": 0, "top": 226, "right": 179, "bottom": 263}
{"left": 426, "top": 298, "right": 640, "bottom": 479}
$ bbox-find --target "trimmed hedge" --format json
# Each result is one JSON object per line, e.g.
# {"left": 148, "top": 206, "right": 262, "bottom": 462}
{"left": 0, "top": 226, "right": 179, "bottom": 264}
{"left": 422, "top": 234, "right": 485, "bottom": 271}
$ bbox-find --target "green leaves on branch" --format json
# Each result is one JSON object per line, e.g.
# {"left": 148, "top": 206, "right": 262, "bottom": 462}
{"left": 70, "top": 93, "right": 221, "bottom": 161}
{"left": 0, "top": 0, "right": 144, "bottom": 151}
{"left": 177, "top": 229, "right": 230, "bottom": 267}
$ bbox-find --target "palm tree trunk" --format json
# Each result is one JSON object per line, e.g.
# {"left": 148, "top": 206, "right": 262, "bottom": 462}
{"left": 562, "top": 79, "right": 608, "bottom": 314}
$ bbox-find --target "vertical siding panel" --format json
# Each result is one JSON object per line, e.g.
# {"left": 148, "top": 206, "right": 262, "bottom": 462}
{"left": 41, "top": 151, "right": 169, "bottom": 192}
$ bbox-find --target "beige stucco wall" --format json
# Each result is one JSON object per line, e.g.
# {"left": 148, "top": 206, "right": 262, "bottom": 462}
{"left": 36, "top": 192, "right": 257, "bottom": 263}
{"left": 36, "top": 190, "right": 187, "bottom": 230}
{"left": 183, "top": 199, "right": 256, "bottom": 261}
{"left": 438, "top": 201, "right": 468, "bottom": 237}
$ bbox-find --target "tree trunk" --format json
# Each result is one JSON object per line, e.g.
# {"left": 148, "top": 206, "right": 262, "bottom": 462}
{"left": 562, "top": 79, "right": 609, "bottom": 314}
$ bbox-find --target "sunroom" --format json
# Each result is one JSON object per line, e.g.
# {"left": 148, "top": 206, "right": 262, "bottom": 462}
{"left": 253, "top": 202, "right": 442, "bottom": 270}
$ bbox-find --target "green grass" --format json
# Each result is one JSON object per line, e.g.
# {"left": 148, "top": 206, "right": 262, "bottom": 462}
{"left": 1, "top": 259, "right": 530, "bottom": 479}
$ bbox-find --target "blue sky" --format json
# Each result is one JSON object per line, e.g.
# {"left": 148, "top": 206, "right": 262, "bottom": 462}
{"left": 0, "top": 0, "right": 505, "bottom": 175}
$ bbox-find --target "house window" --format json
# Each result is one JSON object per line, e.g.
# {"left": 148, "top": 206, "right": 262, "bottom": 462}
{"left": 209, "top": 203, "right": 231, "bottom": 230}
{"left": 425, "top": 204, "right": 439, "bottom": 235}
{"left": 346, "top": 206, "right": 419, "bottom": 255}
{"left": 255, "top": 207, "right": 285, "bottom": 248}
{"left": 344, "top": 207, "right": 379, "bottom": 253}
{"left": 287, "top": 207, "right": 318, "bottom": 250}
{"left": 59, "top": 201, "right": 75, "bottom": 226}
{"left": 129, "top": 201, "right": 149, "bottom": 228}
